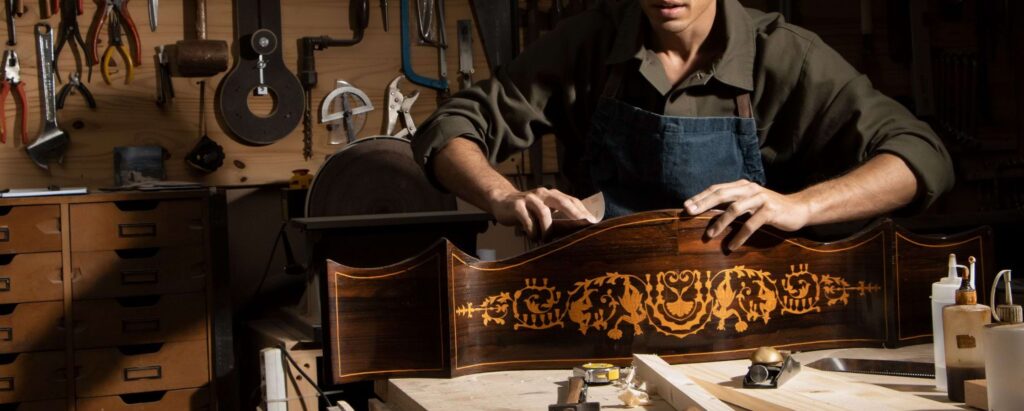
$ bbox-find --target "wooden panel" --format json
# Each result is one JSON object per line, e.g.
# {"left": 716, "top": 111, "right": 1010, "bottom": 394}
{"left": 73, "top": 293, "right": 207, "bottom": 348}
{"left": 0, "top": 302, "right": 65, "bottom": 354}
{"left": 75, "top": 340, "right": 209, "bottom": 398}
{"left": 71, "top": 246, "right": 206, "bottom": 300}
{"left": 0, "top": 0, "right": 493, "bottom": 188}
{"left": 0, "top": 206, "right": 61, "bottom": 255}
{"left": 0, "top": 253, "right": 63, "bottom": 304}
{"left": 0, "top": 399, "right": 68, "bottom": 410}
{"left": 0, "top": 351, "right": 67, "bottom": 403}
{"left": 69, "top": 200, "right": 203, "bottom": 251}
{"left": 76, "top": 387, "right": 210, "bottom": 411}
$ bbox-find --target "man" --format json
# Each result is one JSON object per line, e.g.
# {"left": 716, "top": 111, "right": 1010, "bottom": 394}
{"left": 412, "top": 0, "right": 953, "bottom": 250}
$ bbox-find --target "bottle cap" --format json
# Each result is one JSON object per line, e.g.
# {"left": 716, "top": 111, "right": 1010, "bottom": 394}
{"left": 991, "top": 269, "right": 1022, "bottom": 324}
{"left": 933, "top": 254, "right": 964, "bottom": 304}
{"left": 955, "top": 257, "right": 978, "bottom": 305}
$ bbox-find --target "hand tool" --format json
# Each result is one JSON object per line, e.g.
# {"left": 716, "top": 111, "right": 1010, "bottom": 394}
{"left": 0, "top": 50, "right": 27, "bottom": 145}
{"left": 154, "top": 45, "right": 174, "bottom": 106}
{"left": 54, "top": 0, "right": 93, "bottom": 82}
{"left": 806, "top": 357, "right": 935, "bottom": 379}
{"left": 217, "top": 0, "right": 304, "bottom": 145}
{"left": 56, "top": 71, "right": 95, "bottom": 109}
{"left": 320, "top": 80, "right": 373, "bottom": 145}
{"left": 468, "top": 0, "right": 518, "bottom": 74}
{"left": 380, "top": 0, "right": 388, "bottom": 31}
{"left": 572, "top": 363, "right": 618, "bottom": 385}
{"left": 27, "top": 23, "right": 70, "bottom": 170}
{"left": 100, "top": 12, "right": 134, "bottom": 85}
{"left": 457, "top": 19, "right": 474, "bottom": 90}
{"left": 91, "top": 0, "right": 142, "bottom": 69}
{"left": 185, "top": 81, "right": 225, "bottom": 173}
{"left": 4, "top": 0, "right": 16, "bottom": 46}
{"left": 383, "top": 76, "right": 419, "bottom": 138}
{"left": 743, "top": 347, "right": 801, "bottom": 388}
{"left": 548, "top": 376, "right": 598, "bottom": 411}
{"left": 297, "top": 0, "right": 368, "bottom": 155}
{"left": 400, "top": 0, "right": 448, "bottom": 93}
{"left": 147, "top": 0, "right": 157, "bottom": 31}
{"left": 169, "top": 0, "right": 228, "bottom": 77}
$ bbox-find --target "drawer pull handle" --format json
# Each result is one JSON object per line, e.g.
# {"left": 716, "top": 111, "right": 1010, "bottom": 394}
{"left": 123, "top": 365, "right": 162, "bottom": 381}
{"left": 0, "top": 377, "right": 12, "bottom": 391}
{"left": 121, "top": 269, "right": 159, "bottom": 285}
{"left": 0, "top": 278, "right": 9, "bottom": 292}
{"left": 0, "top": 328, "right": 11, "bottom": 342}
{"left": 118, "top": 223, "right": 157, "bottom": 238}
{"left": 0, "top": 227, "right": 8, "bottom": 242}
{"left": 122, "top": 319, "right": 160, "bottom": 333}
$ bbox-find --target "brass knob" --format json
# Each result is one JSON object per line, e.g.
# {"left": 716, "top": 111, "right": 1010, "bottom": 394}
{"left": 750, "top": 346, "right": 784, "bottom": 366}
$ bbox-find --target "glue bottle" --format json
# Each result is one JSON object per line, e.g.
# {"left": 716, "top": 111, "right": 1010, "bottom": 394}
{"left": 942, "top": 256, "right": 990, "bottom": 402}
{"left": 931, "top": 253, "right": 965, "bottom": 390}
{"left": 983, "top": 269, "right": 1023, "bottom": 410}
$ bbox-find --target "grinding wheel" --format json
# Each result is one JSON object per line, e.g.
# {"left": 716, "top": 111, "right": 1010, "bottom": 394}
{"left": 306, "top": 136, "right": 457, "bottom": 217}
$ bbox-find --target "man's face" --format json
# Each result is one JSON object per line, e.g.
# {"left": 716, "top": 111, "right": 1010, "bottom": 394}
{"left": 639, "top": 0, "right": 716, "bottom": 36}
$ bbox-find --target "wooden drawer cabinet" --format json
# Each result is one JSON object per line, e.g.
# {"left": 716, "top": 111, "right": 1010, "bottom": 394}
{"left": 0, "top": 399, "right": 67, "bottom": 410}
{"left": 0, "top": 302, "right": 64, "bottom": 354}
{"left": 73, "top": 293, "right": 207, "bottom": 348}
{"left": 0, "top": 206, "right": 61, "bottom": 255}
{"left": 75, "top": 340, "right": 209, "bottom": 398}
{"left": 76, "top": 388, "right": 210, "bottom": 411}
{"left": 70, "top": 201, "right": 204, "bottom": 252}
{"left": 0, "top": 351, "right": 66, "bottom": 403}
{"left": 0, "top": 253, "right": 63, "bottom": 304}
{"left": 71, "top": 247, "right": 206, "bottom": 300}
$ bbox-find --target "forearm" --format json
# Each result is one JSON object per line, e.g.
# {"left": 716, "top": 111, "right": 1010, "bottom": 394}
{"left": 432, "top": 137, "right": 517, "bottom": 214}
{"left": 795, "top": 153, "right": 918, "bottom": 225}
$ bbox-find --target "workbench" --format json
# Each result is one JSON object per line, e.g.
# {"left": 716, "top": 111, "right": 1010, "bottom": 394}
{"left": 373, "top": 344, "right": 963, "bottom": 410}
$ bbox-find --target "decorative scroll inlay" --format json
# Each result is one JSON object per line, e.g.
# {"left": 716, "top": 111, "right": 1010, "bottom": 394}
{"left": 455, "top": 264, "right": 880, "bottom": 340}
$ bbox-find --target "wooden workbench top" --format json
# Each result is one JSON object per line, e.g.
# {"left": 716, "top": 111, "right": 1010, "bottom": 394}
{"left": 376, "top": 344, "right": 962, "bottom": 411}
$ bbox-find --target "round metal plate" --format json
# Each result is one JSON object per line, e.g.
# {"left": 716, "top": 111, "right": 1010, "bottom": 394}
{"left": 305, "top": 136, "right": 456, "bottom": 217}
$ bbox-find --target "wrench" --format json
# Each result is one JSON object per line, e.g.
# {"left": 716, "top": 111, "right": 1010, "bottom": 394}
{"left": 26, "top": 23, "right": 70, "bottom": 170}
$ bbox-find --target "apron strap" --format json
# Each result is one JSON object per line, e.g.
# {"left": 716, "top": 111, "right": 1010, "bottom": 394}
{"left": 735, "top": 93, "right": 753, "bottom": 119}
{"left": 601, "top": 64, "right": 625, "bottom": 99}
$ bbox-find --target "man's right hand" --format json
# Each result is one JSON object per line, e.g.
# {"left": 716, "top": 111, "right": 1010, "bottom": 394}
{"left": 486, "top": 187, "right": 597, "bottom": 239}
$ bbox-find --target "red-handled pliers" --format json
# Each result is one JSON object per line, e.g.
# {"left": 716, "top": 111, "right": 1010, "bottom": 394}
{"left": 91, "top": 0, "right": 141, "bottom": 67}
{"left": 0, "top": 50, "right": 27, "bottom": 145}
{"left": 49, "top": 0, "right": 82, "bottom": 17}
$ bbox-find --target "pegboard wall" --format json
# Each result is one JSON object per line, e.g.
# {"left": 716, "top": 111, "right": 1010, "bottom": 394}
{"left": 0, "top": 0, "right": 490, "bottom": 188}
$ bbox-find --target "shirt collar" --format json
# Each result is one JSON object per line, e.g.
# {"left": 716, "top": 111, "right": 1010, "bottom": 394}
{"left": 605, "top": 0, "right": 755, "bottom": 92}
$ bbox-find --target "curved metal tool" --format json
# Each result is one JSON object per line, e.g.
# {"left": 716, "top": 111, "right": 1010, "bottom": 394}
{"left": 400, "top": 0, "right": 447, "bottom": 92}
{"left": 27, "top": 23, "right": 69, "bottom": 170}
{"left": 320, "top": 81, "right": 373, "bottom": 144}
{"left": 217, "top": 0, "right": 304, "bottom": 146}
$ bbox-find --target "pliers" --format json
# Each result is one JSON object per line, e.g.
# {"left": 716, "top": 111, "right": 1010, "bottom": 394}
{"left": 0, "top": 50, "right": 27, "bottom": 145}
{"left": 56, "top": 71, "right": 96, "bottom": 109}
{"left": 48, "top": 0, "right": 80, "bottom": 17}
{"left": 99, "top": 11, "right": 134, "bottom": 85}
{"left": 383, "top": 75, "right": 419, "bottom": 138}
{"left": 54, "top": 0, "right": 92, "bottom": 81}
{"left": 92, "top": 0, "right": 141, "bottom": 69}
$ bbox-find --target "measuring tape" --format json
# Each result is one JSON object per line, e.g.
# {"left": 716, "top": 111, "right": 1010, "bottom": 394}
{"left": 572, "top": 363, "right": 620, "bottom": 385}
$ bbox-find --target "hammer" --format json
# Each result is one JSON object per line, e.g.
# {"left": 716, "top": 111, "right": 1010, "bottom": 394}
{"left": 170, "top": 0, "right": 228, "bottom": 77}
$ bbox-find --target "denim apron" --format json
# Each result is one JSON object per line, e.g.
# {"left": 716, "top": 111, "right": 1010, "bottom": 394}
{"left": 587, "top": 65, "right": 767, "bottom": 218}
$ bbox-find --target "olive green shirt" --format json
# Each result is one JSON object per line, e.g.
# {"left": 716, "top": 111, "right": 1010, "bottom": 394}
{"left": 412, "top": 0, "right": 954, "bottom": 212}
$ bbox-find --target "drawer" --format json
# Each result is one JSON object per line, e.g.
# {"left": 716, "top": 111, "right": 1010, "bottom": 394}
{"left": 0, "top": 206, "right": 61, "bottom": 255}
{"left": 77, "top": 387, "right": 209, "bottom": 410}
{"left": 0, "top": 253, "right": 63, "bottom": 304}
{"left": 0, "top": 351, "right": 67, "bottom": 403}
{"left": 74, "top": 293, "right": 207, "bottom": 348}
{"left": 72, "top": 247, "right": 206, "bottom": 300}
{"left": 0, "top": 399, "right": 66, "bottom": 410}
{"left": 75, "top": 340, "right": 209, "bottom": 397}
{"left": 0, "top": 302, "right": 65, "bottom": 354}
{"left": 70, "top": 201, "right": 204, "bottom": 252}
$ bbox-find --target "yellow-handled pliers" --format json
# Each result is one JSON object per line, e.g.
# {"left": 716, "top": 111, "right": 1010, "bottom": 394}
{"left": 100, "top": 11, "right": 133, "bottom": 85}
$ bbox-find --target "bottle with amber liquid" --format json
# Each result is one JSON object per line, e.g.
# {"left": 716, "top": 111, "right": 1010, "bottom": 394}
{"left": 942, "top": 256, "right": 991, "bottom": 402}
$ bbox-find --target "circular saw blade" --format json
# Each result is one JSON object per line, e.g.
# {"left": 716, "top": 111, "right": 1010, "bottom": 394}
{"left": 306, "top": 136, "right": 457, "bottom": 217}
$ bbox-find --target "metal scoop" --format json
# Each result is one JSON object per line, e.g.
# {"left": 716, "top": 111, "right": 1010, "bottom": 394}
{"left": 26, "top": 23, "right": 68, "bottom": 170}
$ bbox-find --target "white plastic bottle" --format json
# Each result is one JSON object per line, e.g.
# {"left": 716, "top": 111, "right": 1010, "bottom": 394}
{"left": 931, "top": 253, "right": 965, "bottom": 390}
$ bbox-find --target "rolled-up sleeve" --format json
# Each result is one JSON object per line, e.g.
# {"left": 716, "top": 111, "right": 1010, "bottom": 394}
{"left": 787, "top": 35, "right": 954, "bottom": 213}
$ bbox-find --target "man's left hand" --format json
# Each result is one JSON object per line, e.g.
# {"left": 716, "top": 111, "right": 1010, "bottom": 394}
{"left": 684, "top": 179, "right": 811, "bottom": 251}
